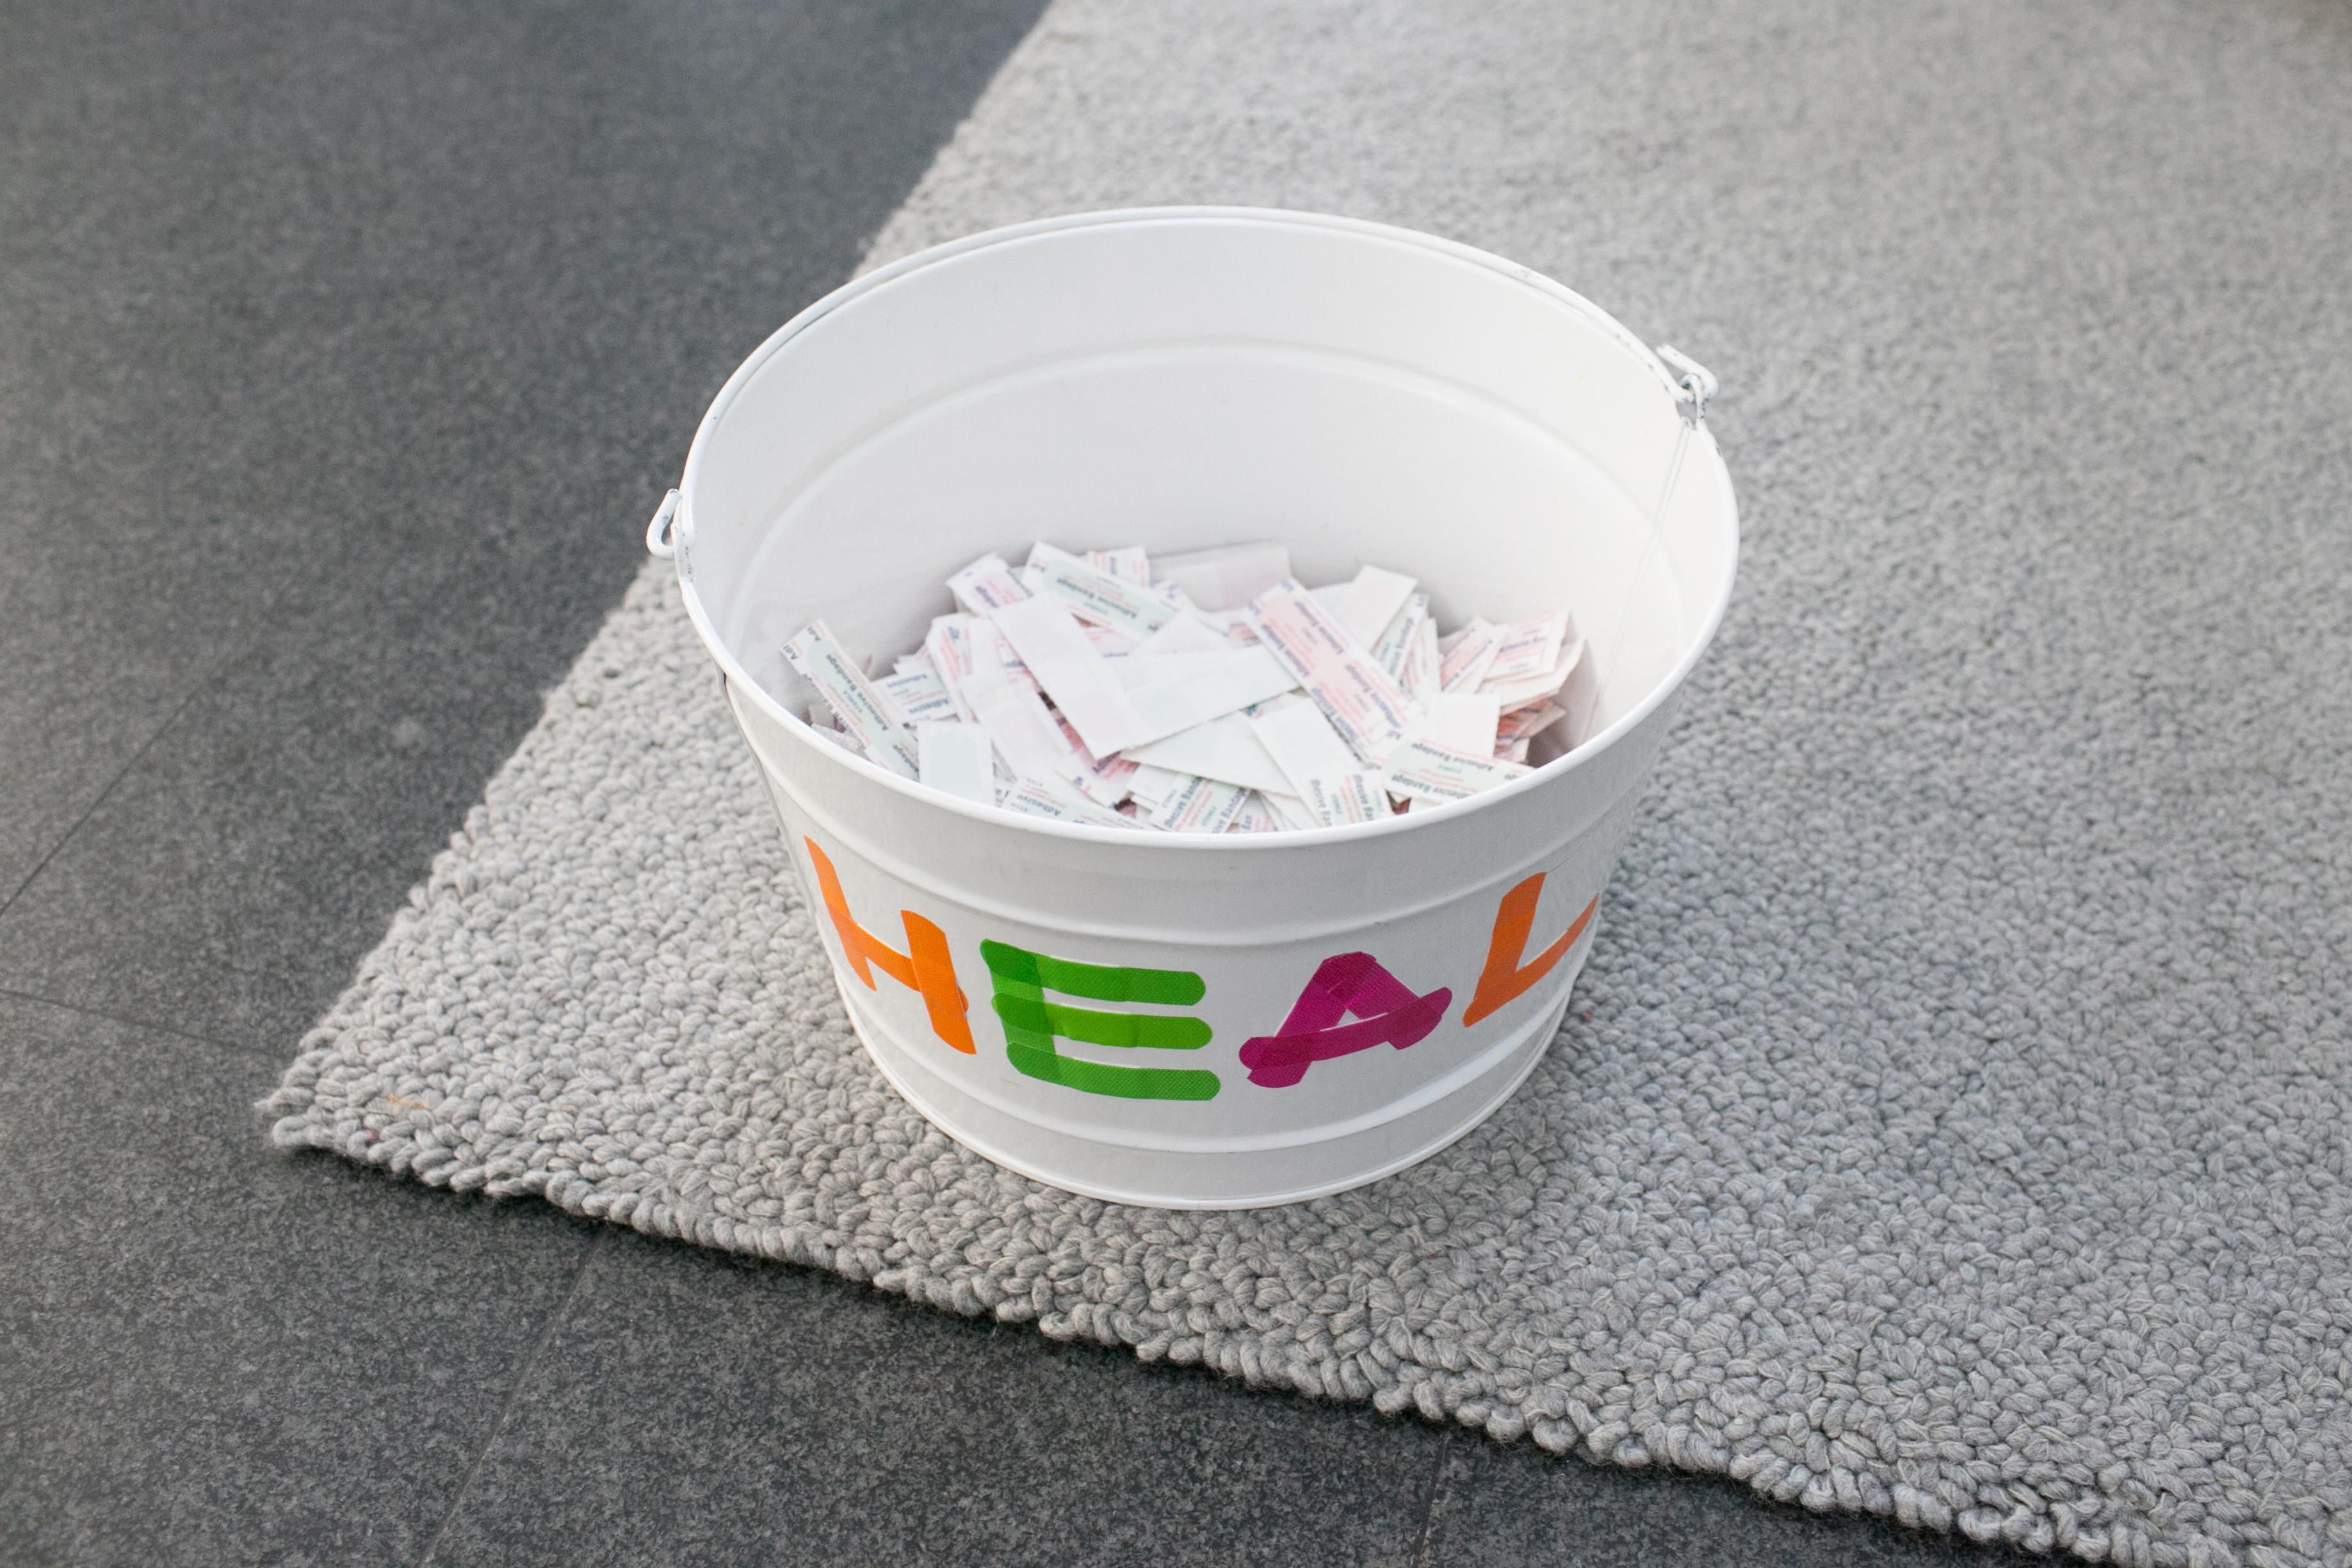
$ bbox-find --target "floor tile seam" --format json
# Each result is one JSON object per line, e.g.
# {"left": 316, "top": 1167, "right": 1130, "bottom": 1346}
{"left": 410, "top": 1226, "right": 607, "bottom": 1568}
{"left": 1406, "top": 1430, "right": 1455, "bottom": 1568}
{"left": 0, "top": 575, "right": 300, "bottom": 925}
{"left": 0, "top": 983, "right": 248, "bottom": 1055}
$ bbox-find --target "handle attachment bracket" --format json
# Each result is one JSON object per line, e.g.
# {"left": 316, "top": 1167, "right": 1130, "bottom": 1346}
{"left": 1654, "top": 345, "right": 1717, "bottom": 428}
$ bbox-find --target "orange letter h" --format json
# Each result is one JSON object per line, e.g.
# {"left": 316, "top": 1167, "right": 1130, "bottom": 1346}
{"left": 802, "top": 837, "right": 974, "bottom": 1053}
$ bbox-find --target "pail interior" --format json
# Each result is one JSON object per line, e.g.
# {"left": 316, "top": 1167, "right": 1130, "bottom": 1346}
{"left": 680, "top": 211, "right": 1735, "bottom": 769}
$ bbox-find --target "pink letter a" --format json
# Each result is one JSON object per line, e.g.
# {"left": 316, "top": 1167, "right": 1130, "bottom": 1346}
{"left": 1238, "top": 953, "right": 1452, "bottom": 1089}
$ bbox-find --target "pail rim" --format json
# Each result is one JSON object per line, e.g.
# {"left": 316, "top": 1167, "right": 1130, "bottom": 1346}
{"left": 672, "top": 206, "right": 1739, "bottom": 849}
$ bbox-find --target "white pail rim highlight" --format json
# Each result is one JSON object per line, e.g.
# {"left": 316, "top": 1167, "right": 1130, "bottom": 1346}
{"left": 669, "top": 206, "right": 1738, "bottom": 850}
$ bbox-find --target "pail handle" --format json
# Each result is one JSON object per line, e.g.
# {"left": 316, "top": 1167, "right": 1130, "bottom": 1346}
{"left": 644, "top": 488, "right": 682, "bottom": 558}
{"left": 1654, "top": 345, "right": 1717, "bottom": 429}
{"left": 1642, "top": 344, "right": 1719, "bottom": 528}
{"left": 1582, "top": 344, "right": 1721, "bottom": 738}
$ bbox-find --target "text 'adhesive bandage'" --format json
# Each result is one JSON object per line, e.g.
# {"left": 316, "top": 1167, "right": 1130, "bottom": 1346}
{"left": 1383, "top": 736, "right": 1532, "bottom": 805}
{"left": 1031, "top": 548, "right": 1183, "bottom": 639}
{"left": 1146, "top": 772, "right": 1251, "bottom": 834}
{"left": 1371, "top": 592, "right": 1438, "bottom": 699}
{"left": 1304, "top": 770, "right": 1388, "bottom": 825}
{"left": 999, "top": 775, "right": 1137, "bottom": 828}
{"left": 920, "top": 616, "right": 982, "bottom": 722}
{"left": 781, "top": 618, "right": 920, "bottom": 778}
{"left": 877, "top": 655, "right": 959, "bottom": 724}
{"left": 946, "top": 553, "right": 1033, "bottom": 616}
{"left": 1246, "top": 579, "right": 1416, "bottom": 766}
{"left": 1483, "top": 610, "right": 1572, "bottom": 684}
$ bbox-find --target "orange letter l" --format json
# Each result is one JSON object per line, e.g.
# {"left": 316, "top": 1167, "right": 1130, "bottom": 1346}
{"left": 1462, "top": 873, "right": 1598, "bottom": 1028}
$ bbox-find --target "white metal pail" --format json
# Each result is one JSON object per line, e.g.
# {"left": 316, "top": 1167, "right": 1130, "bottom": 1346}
{"left": 657, "top": 208, "right": 1737, "bottom": 1208}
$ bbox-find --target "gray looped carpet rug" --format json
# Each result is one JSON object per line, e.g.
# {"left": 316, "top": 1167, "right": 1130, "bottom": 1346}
{"left": 270, "top": 1, "right": 2352, "bottom": 1563}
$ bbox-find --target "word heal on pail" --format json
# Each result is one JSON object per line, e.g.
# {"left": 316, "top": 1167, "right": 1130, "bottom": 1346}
{"left": 803, "top": 836, "right": 1598, "bottom": 1103}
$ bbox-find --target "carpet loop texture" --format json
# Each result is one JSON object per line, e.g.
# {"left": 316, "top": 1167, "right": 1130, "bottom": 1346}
{"left": 272, "top": 0, "right": 2352, "bottom": 1562}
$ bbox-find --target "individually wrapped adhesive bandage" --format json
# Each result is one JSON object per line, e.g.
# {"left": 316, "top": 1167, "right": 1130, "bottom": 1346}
{"left": 1114, "top": 646, "right": 1300, "bottom": 738}
{"left": 986, "top": 592, "right": 1153, "bottom": 757}
{"left": 946, "top": 553, "right": 1032, "bottom": 615}
{"left": 1383, "top": 736, "right": 1532, "bottom": 805}
{"left": 1304, "top": 770, "right": 1389, "bottom": 825}
{"left": 1123, "top": 761, "right": 1187, "bottom": 814}
{"left": 1411, "top": 690, "right": 1502, "bottom": 754}
{"left": 920, "top": 615, "right": 982, "bottom": 722}
{"left": 1247, "top": 694, "right": 1359, "bottom": 793}
{"left": 1226, "top": 792, "right": 1283, "bottom": 833}
{"left": 1245, "top": 580, "right": 1416, "bottom": 765}
{"left": 1086, "top": 545, "right": 1151, "bottom": 585}
{"left": 1479, "top": 638, "right": 1586, "bottom": 711}
{"left": 969, "top": 682, "right": 1103, "bottom": 802}
{"left": 1145, "top": 772, "right": 1250, "bottom": 834}
{"left": 877, "top": 654, "right": 959, "bottom": 724}
{"left": 990, "top": 593, "right": 1299, "bottom": 757}
{"left": 956, "top": 617, "right": 1041, "bottom": 707}
{"left": 1121, "top": 711, "right": 1292, "bottom": 795}
{"left": 781, "top": 618, "right": 920, "bottom": 777}
{"left": 1029, "top": 547, "right": 1183, "bottom": 638}
{"left": 1082, "top": 623, "right": 1140, "bottom": 655}
{"left": 1371, "top": 593, "right": 1438, "bottom": 698}
{"left": 1047, "top": 707, "right": 1137, "bottom": 806}
{"left": 1482, "top": 610, "right": 1572, "bottom": 684}
{"left": 1409, "top": 615, "right": 1442, "bottom": 700}
{"left": 1000, "top": 775, "right": 1137, "bottom": 828}
{"left": 1149, "top": 540, "right": 1290, "bottom": 611}
{"left": 1315, "top": 565, "right": 1418, "bottom": 651}
{"left": 1247, "top": 695, "right": 1384, "bottom": 826}
{"left": 1194, "top": 607, "right": 1263, "bottom": 644}
{"left": 1130, "top": 613, "right": 1233, "bottom": 657}
{"left": 1257, "top": 788, "right": 1322, "bottom": 832}
{"left": 1438, "top": 619, "right": 1506, "bottom": 693}
{"left": 916, "top": 720, "right": 997, "bottom": 804}
{"left": 1495, "top": 700, "right": 1568, "bottom": 742}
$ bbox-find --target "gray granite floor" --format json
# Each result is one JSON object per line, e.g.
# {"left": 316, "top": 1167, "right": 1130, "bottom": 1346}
{"left": 0, "top": 3, "right": 2040, "bottom": 1563}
